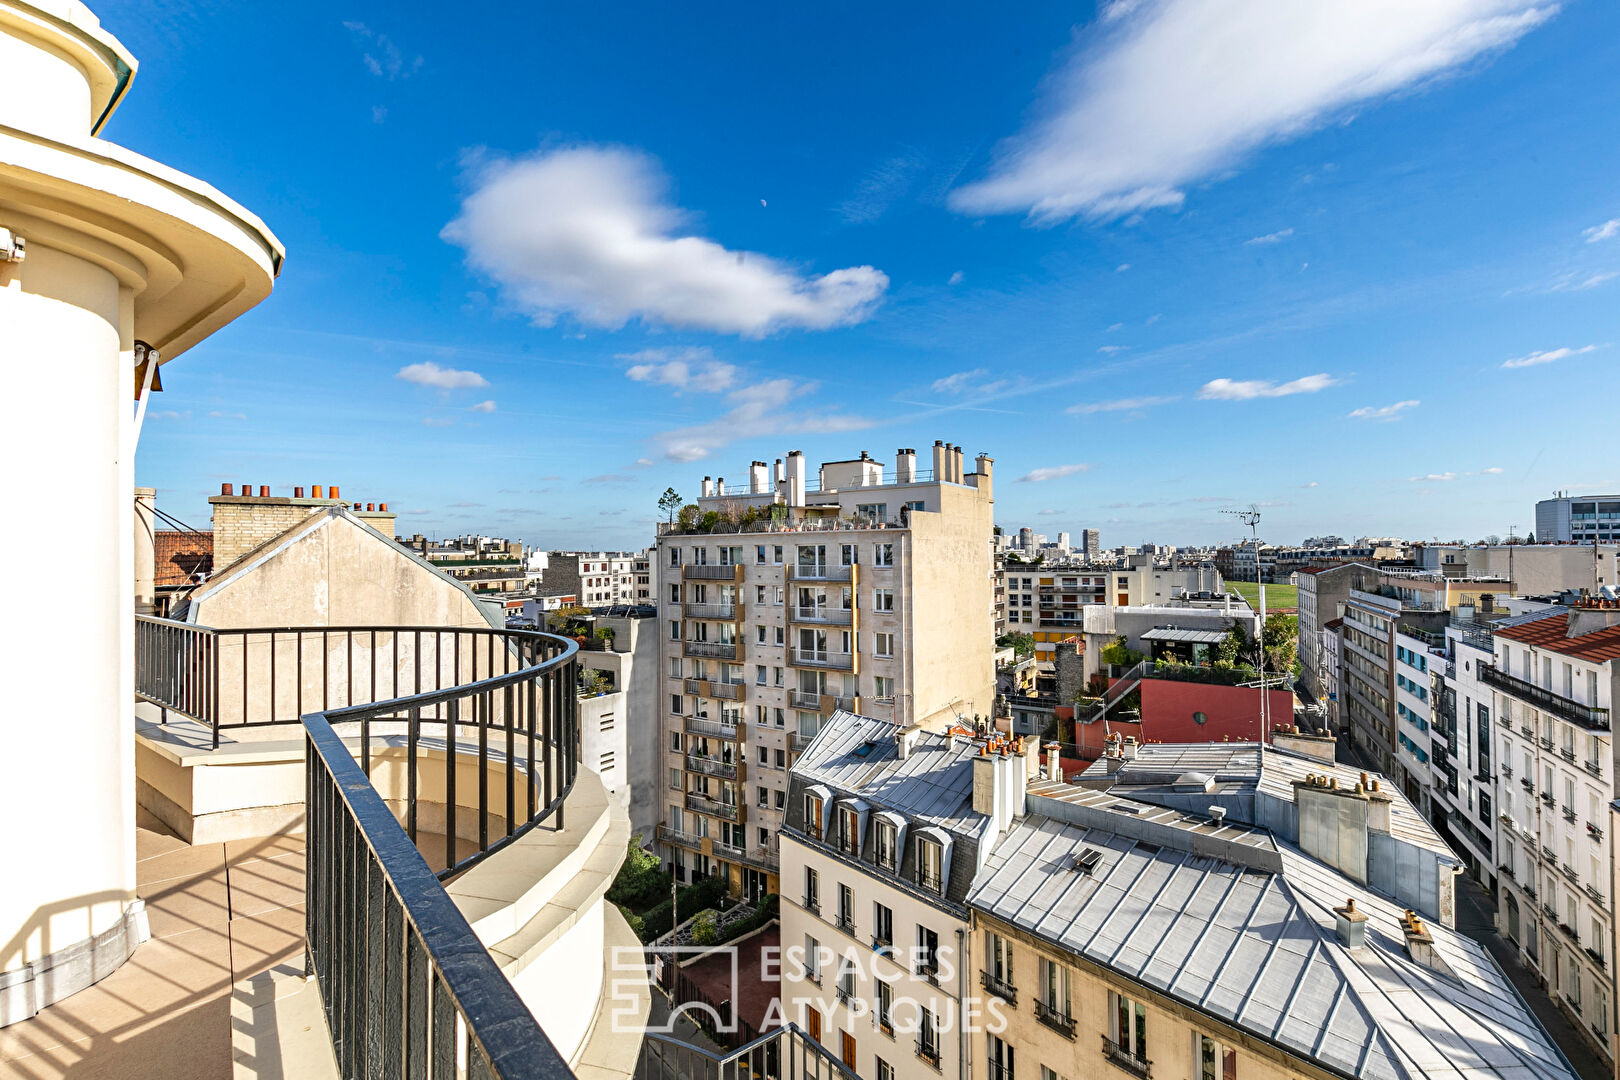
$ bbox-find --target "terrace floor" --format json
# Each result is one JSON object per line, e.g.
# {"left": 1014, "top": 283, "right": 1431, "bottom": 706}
{"left": 0, "top": 818, "right": 468, "bottom": 1080}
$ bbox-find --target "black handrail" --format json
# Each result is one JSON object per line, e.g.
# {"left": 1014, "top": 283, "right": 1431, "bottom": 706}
{"left": 304, "top": 628, "right": 579, "bottom": 1078}
{"left": 636, "top": 1024, "right": 858, "bottom": 1080}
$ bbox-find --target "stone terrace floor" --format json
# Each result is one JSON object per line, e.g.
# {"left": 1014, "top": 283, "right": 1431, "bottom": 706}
{"left": 0, "top": 819, "right": 471, "bottom": 1080}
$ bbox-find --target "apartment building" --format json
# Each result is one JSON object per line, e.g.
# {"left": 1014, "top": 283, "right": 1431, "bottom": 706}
{"left": 1296, "top": 563, "right": 1379, "bottom": 703}
{"left": 1537, "top": 494, "right": 1620, "bottom": 544}
{"left": 777, "top": 712, "right": 1577, "bottom": 1080}
{"left": 654, "top": 443, "right": 996, "bottom": 899}
{"left": 1417, "top": 542, "right": 1619, "bottom": 594}
{"left": 399, "top": 532, "right": 527, "bottom": 595}
{"left": 779, "top": 713, "right": 1034, "bottom": 1080}
{"left": 1490, "top": 601, "right": 1620, "bottom": 1063}
{"left": 546, "top": 549, "right": 650, "bottom": 607}
{"left": 1002, "top": 554, "right": 1223, "bottom": 661}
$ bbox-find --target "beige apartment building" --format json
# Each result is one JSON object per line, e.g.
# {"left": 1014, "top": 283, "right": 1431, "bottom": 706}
{"left": 655, "top": 442, "right": 996, "bottom": 898}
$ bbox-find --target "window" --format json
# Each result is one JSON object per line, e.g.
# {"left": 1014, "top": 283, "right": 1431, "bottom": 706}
{"left": 691, "top": 547, "right": 708, "bottom": 565}
{"left": 668, "top": 547, "right": 682, "bottom": 567}
{"left": 840, "top": 543, "right": 859, "bottom": 566}
{"left": 875, "top": 980, "right": 893, "bottom": 1035}
{"left": 918, "top": 838, "right": 944, "bottom": 892}
{"left": 757, "top": 786, "right": 768, "bottom": 807}
{"left": 837, "top": 884, "right": 854, "bottom": 930}
{"left": 873, "top": 589, "right": 895, "bottom": 613}
{"left": 669, "top": 584, "right": 681, "bottom": 604}
{"left": 873, "top": 902, "right": 893, "bottom": 947}
{"left": 669, "top": 620, "right": 680, "bottom": 641}
{"left": 805, "top": 794, "right": 824, "bottom": 839}
{"left": 804, "top": 867, "right": 820, "bottom": 912}
{"left": 756, "top": 665, "right": 768, "bottom": 685}
{"left": 668, "top": 656, "right": 683, "bottom": 678}
{"left": 670, "top": 731, "right": 682, "bottom": 751}
{"left": 756, "top": 545, "right": 768, "bottom": 565}
{"left": 916, "top": 925, "right": 939, "bottom": 977}
{"left": 873, "top": 632, "right": 895, "bottom": 657}
{"left": 775, "top": 788, "right": 786, "bottom": 809}
{"left": 916, "top": 1007, "right": 940, "bottom": 1064}
{"left": 775, "top": 748, "right": 786, "bottom": 768}
{"left": 837, "top": 960, "right": 856, "bottom": 1008}
{"left": 669, "top": 767, "right": 681, "bottom": 790}
{"left": 877, "top": 1060, "right": 894, "bottom": 1080}
{"left": 756, "top": 584, "right": 767, "bottom": 604}
{"left": 804, "top": 934, "right": 821, "bottom": 983}
{"left": 1038, "top": 957, "right": 1070, "bottom": 1019}
{"left": 986, "top": 931, "right": 1014, "bottom": 990}
{"left": 837, "top": 804, "right": 860, "bottom": 854}
{"left": 988, "top": 1034, "right": 1015, "bottom": 1080}
{"left": 875, "top": 820, "right": 898, "bottom": 871}
{"left": 875, "top": 542, "right": 894, "bottom": 567}
{"left": 1109, "top": 991, "right": 1148, "bottom": 1065}
{"left": 873, "top": 675, "right": 894, "bottom": 700}
{"left": 757, "top": 625, "right": 768, "bottom": 644}
{"left": 1196, "top": 1035, "right": 1238, "bottom": 1080}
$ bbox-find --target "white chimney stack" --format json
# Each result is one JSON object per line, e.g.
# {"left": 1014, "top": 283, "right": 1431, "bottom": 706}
{"left": 774, "top": 458, "right": 785, "bottom": 488}
{"left": 896, "top": 448, "right": 916, "bottom": 483}
{"left": 786, "top": 450, "right": 807, "bottom": 507}
{"left": 750, "top": 460, "right": 769, "bottom": 494}
{"left": 701, "top": 476, "right": 713, "bottom": 498}
{"left": 932, "top": 440, "right": 947, "bottom": 482}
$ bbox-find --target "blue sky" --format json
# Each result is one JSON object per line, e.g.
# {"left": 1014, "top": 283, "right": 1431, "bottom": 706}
{"left": 119, "top": 1, "right": 1619, "bottom": 549}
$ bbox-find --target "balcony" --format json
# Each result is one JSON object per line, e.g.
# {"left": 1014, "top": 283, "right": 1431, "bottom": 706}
{"left": 1036, "top": 999, "right": 1076, "bottom": 1039}
{"left": 790, "top": 646, "right": 855, "bottom": 671}
{"left": 915, "top": 1041, "right": 942, "bottom": 1069}
{"left": 683, "top": 563, "right": 744, "bottom": 581}
{"left": 683, "top": 714, "right": 742, "bottom": 740}
{"left": 684, "top": 677, "right": 711, "bottom": 696}
{"left": 1101, "top": 1036, "right": 1150, "bottom": 1078}
{"left": 684, "top": 639, "right": 743, "bottom": 661}
{"left": 685, "top": 753, "right": 739, "bottom": 780}
{"left": 790, "top": 730, "right": 817, "bottom": 752}
{"left": 711, "top": 680, "right": 744, "bottom": 700}
{"left": 1585, "top": 759, "right": 1605, "bottom": 779}
{"left": 1480, "top": 664, "right": 1610, "bottom": 731}
{"left": 1587, "top": 884, "right": 1608, "bottom": 906}
{"left": 789, "top": 688, "right": 823, "bottom": 709}
{"left": 134, "top": 617, "right": 609, "bottom": 1079}
{"left": 657, "top": 823, "right": 708, "bottom": 850}
{"left": 791, "top": 563, "right": 854, "bottom": 583}
{"left": 684, "top": 600, "right": 744, "bottom": 621}
{"left": 792, "top": 605, "right": 853, "bottom": 626}
{"left": 979, "top": 970, "right": 1017, "bottom": 1005}
{"left": 685, "top": 792, "right": 742, "bottom": 821}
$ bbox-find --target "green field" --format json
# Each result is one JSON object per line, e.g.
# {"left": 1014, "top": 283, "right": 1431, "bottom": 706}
{"left": 1226, "top": 580, "right": 1299, "bottom": 612}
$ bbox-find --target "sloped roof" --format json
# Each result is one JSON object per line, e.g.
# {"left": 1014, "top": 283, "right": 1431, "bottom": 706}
{"left": 1494, "top": 611, "right": 1620, "bottom": 663}
{"left": 969, "top": 814, "right": 1572, "bottom": 1080}
{"left": 154, "top": 529, "right": 213, "bottom": 587}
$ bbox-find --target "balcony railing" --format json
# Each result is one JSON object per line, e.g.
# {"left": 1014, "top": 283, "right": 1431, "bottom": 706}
{"left": 711, "top": 681, "right": 744, "bottom": 701}
{"left": 683, "top": 715, "right": 742, "bottom": 740}
{"left": 792, "top": 563, "right": 854, "bottom": 582}
{"left": 1480, "top": 664, "right": 1610, "bottom": 731}
{"left": 683, "top": 564, "right": 743, "bottom": 581}
{"left": 638, "top": 1024, "right": 858, "bottom": 1080}
{"left": 792, "top": 605, "right": 853, "bottom": 625}
{"left": 1101, "top": 1035, "right": 1149, "bottom": 1077}
{"left": 685, "top": 639, "right": 742, "bottom": 661}
{"left": 790, "top": 647, "right": 854, "bottom": 671}
{"left": 789, "top": 689, "right": 823, "bottom": 709}
{"left": 979, "top": 970, "right": 1017, "bottom": 1005}
{"left": 686, "top": 753, "right": 739, "bottom": 780}
{"left": 684, "top": 601, "right": 742, "bottom": 621}
{"left": 1036, "top": 999, "right": 1075, "bottom": 1039}
{"left": 790, "top": 730, "right": 817, "bottom": 751}
{"left": 686, "top": 792, "right": 741, "bottom": 821}
{"left": 300, "top": 625, "right": 580, "bottom": 1078}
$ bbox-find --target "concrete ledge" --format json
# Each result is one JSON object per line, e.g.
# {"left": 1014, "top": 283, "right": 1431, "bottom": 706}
{"left": 0, "top": 900, "right": 148, "bottom": 1028}
{"left": 573, "top": 902, "right": 650, "bottom": 1080}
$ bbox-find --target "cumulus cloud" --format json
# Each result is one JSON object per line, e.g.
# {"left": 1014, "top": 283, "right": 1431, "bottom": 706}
{"left": 469, "top": 400, "right": 497, "bottom": 413}
{"left": 443, "top": 146, "right": 888, "bottom": 335}
{"left": 397, "top": 361, "right": 488, "bottom": 390}
{"left": 1502, "top": 344, "right": 1597, "bottom": 369}
{"left": 1480, "top": 466, "right": 1504, "bottom": 474}
{"left": 621, "top": 347, "right": 739, "bottom": 392}
{"left": 653, "top": 377, "right": 872, "bottom": 462}
{"left": 949, "top": 1, "right": 1553, "bottom": 222}
{"left": 1583, "top": 218, "right": 1620, "bottom": 243}
{"left": 1302, "top": 481, "right": 1319, "bottom": 488}
{"left": 1245, "top": 228, "right": 1295, "bottom": 245}
{"left": 1409, "top": 472, "right": 1456, "bottom": 482}
{"left": 1015, "top": 464, "right": 1091, "bottom": 483}
{"left": 1068, "top": 395, "right": 1178, "bottom": 414}
{"left": 1198, "top": 373, "right": 1337, "bottom": 400}
{"left": 1348, "top": 399, "right": 1419, "bottom": 421}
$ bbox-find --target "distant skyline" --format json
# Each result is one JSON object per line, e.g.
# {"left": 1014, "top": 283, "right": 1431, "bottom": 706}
{"left": 118, "top": 1, "right": 1619, "bottom": 548}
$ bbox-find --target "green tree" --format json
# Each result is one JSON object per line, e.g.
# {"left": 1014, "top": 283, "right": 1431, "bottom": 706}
{"left": 1209, "top": 627, "right": 1244, "bottom": 669}
{"left": 1260, "top": 613, "right": 1297, "bottom": 675}
{"left": 658, "top": 487, "right": 683, "bottom": 524}
{"left": 996, "top": 632, "right": 1035, "bottom": 658}
{"left": 690, "top": 909, "right": 719, "bottom": 946}
{"left": 1100, "top": 635, "right": 1144, "bottom": 668}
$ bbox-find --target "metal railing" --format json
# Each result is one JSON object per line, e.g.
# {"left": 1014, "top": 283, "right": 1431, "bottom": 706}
{"left": 789, "top": 689, "right": 823, "bottom": 709}
{"left": 791, "top": 564, "right": 853, "bottom": 582}
{"left": 1034, "top": 999, "right": 1074, "bottom": 1038}
{"left": 792, "top": 606, "right": 852, "bottom": 626}
{"left": 636, "top": 1023, "right": 858, "bottom": 1080}
{"left": 711, "top": 681, "right": 743, "bottom": 701}
{"left": 684, "top": 602, "right": 741, "bottom": 621}
{"left": 1100, "top": 1035, "right": 1149, "bottom": 1077}
{"left": 686, "top": 792, "right": 741, "bottom": 821}
{"left": 686, "top": 640, "right": 742, "bottom": 661}
{"left": 1480, "top": 664, "right": 1610, "bottom": 730}
{"left": 979, "top": 970, "right": 1017, "bottom": 1005}
{"left": 790, "top": 647, "right": 854, "bottom": 671}
{"left": 683, "top": 564, "right": 743, "bottom": 580}
{"left": 686, "top": 754, "right": 739, "bottom": 780}
{"left": 302, "top": 627, "right": 579, "bottom": 1079}
{"left": 684, "top": 715, "right": 742, "bottom": 740}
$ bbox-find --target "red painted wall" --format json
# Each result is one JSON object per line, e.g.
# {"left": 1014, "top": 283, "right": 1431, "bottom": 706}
{"left": 1068, "top": 677, "right": 1293, "bottom": 762}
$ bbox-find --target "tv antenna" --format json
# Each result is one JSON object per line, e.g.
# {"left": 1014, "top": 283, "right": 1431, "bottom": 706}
{"left": 1220, "top": 506, "right": 1269, "bottom": 755}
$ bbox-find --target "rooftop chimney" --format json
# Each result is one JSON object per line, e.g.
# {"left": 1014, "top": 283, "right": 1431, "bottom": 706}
{"left": 896, "top": 725, "right": 920, "bottom": 760}
{"left": 258, "top": 485, "right": 269, "bottom": 497}
{"left": 774, "top": 459, "right": 785, "bottom": 488}
{"left": 311, "top": 485, "right": 323, "bottom": 499}
{"left": 1334, "top": 898, "right": 1368, "bottom": 949}
{"left": 701, "top": 476, "right": 713, "bottom": 498}
{"left": 786, "top": 451, "right": 807, "bottom": 507}
{"left": 973, "top": 453, "right": 994, "bottom": 495}
{"left": 952, "top": 444, "right": 965, "bottom": 484}
{"left": 896, "top": 448, "right": 917, "bottom": 484}
{"left": 932, "top": 440, "right": 947, "bottom": 482}
{"left": 750, "top": 460, "right": 769, "bottom": 495}
{"left": 1046, "top": 741, "right": 1062, "bottom": 782}
{"left": 221, "top": 483, "right": 234, "bottom": 496}
{"left": 1122, "top": 735, "right": 1139, "bottom": 761}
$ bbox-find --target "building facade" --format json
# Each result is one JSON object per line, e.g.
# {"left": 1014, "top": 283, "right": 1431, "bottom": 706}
{"left": 655, "top": 443, "right": 996, "bottom": 898}
{"left": 1295, "top": 563, "right": 1380, "bottom": 703}
{"left": 1536, "top": 495, "right": 1620, "bottom": 545}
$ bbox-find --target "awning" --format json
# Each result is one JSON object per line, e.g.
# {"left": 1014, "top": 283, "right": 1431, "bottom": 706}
{"left": 1140, "top": 626, "right": 1230, "bottom": 644}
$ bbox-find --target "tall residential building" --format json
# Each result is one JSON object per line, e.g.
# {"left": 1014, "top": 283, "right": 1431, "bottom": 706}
{"left": 1080, "top": 528, "right": 1100, "bottom": 557}
{"left": 1488, "top": 601, "right": 1620, "bottom": 1064}
{"left": 1417, "top": 542, "right": 1619, "bottom": 594}
{"left": 1296, "top": 563, "right": 1380, "bottom": 703}
{"left": 1001, "top": 554, "right": 1224, "bottom": 661}
{"left": 1537, "top": 494, "right": 1620, "bottom": 544}
{"left": 654, "top": 442, "right": 996, "bottom": 898}
{"left": 546, "top": 549, "right": 651, "bottom": 607}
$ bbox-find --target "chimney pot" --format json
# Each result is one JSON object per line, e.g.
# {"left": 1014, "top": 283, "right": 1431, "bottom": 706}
{"left": 221, "top": 483, "right": 234, "bottom": 496}
{"left": 367, "top": 503, "right": 375, "bottom": 512}
{"left": 379, "top": 502, "right": 388, "bottom": 511}
{"left": 311, "top": 485, "right": 323, "bottom": 499}
{"left": 294, "top": 487, "right": 305, "bottom": 498}
{"left": 258, "top": 485, "right": 269, "bottom": 497}
{"left": 330, "top": 485, "right": 340, "bottom": 500}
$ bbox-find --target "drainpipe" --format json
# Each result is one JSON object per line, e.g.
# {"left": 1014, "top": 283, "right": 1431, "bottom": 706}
{"left": 957, "top": 927, "right": 970, "bottom": 1080}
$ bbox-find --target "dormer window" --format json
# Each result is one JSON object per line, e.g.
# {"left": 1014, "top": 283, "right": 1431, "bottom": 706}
{"left": 918, "top": 837, "right": 944, "bottom": 893}
{"left": 875, "top": 819, "right": 898, "bottom": 871}
{"left": 805, "top": 793, "right": 824, "bottom": 841}
{"left": 837, "top": 804, "right": 859, "bottom": 855}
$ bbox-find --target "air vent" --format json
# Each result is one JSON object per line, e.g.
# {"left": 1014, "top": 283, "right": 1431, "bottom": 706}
{"left": 1073, "top": 848, "right": 1103, "bottom": 875}
{"left": 1109, "top": 803, "right": 1142, "bottom": 815}
{"left": 1136, "top": 842, "right": 1162, "bottom": 856}
{"left": 853, "top": 741, "right": 876, "bottom": 758}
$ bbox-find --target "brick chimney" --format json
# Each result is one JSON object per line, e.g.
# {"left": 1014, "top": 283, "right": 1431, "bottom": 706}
{"left": 208, "top": 483, "right": 347, "bottom": 566}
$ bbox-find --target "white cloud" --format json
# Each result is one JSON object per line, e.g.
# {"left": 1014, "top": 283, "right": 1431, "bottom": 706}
{"left": 443, "top": 146, "right": 888, "bottom": 335}
{"left": 1097, "top": 345, "right": 1129, "bottom": 354}
{"left": 469, "top": 400, "right": 497, "bottom": 413}
{"left": 620, "top": 347, "right": 739, "bottom": 392}
{"left": 207, "top": 410, "right": 247, "bottom": 420}
{"left": 948, "top": 270, "right": 965, "bottom": 285}
{"left": 1116, "top": 263, "right": 1132, "bottom": 272}
{"left": 1015, "top": 464, "right": 1091, "bottom": 483}
{"left": 949, "top": 1, "right": 1553, "bottom": 222}
{"left": 1348, "top": 399, "right": 1419, "bottom": 421}
{"left": 1303, "top": 481, "right": 1319, "bottom": 488}
{"left": 1542, "top": 270, "right": 1620, "bottom": 292}
{"left": 1502, "top": 344, "right": 1597, "bottom": 369}
{"left": 838, "top": 151, "right": 927, "bottom": 225}
{"left": 1198, "top": 373, "right": 1337, "bottom": 400}
{"left": 652, "top": 377, "right": 871, "bottom": 462}
{"left": 1038, "top": 508, "right": 1062, "bottom": 516}
{"left": 397, "top": 361, "right": 488, "bottom": 390}
{"left": 930, "top": 369, "right": 1010, "bottom": 396}
{"left": 1583, "top": 218, "right": 1620, "bottom": 243}
{"left": 1068, "top": 395, "right": 1178, "bottom": 414}
{"left": 1481, "top": 466, "right": 1504, "bottom": 474}
{"left": 1245, "top": 228, "right": 1295, "bottom": 245}
{"left": 1408, "top": 472, "right": 1455, "bottom": 482}
{"left": 342, "top": 21, "right": 422, "bottom": 81}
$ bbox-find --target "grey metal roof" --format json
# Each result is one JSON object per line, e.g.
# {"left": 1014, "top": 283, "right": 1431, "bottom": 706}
{"left": 1140, "top": 626, "right": 1232, "bottom": 644}
{"left": 969, "top": 815, "right": 1573, "bottom": 1080}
